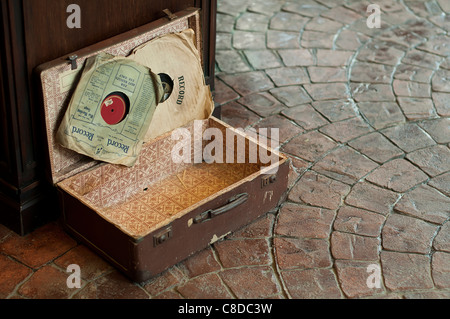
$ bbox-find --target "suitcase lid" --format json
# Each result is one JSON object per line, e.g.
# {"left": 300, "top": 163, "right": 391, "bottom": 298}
{"left": 36, "top": 8, "right": 212, "bottom": 184}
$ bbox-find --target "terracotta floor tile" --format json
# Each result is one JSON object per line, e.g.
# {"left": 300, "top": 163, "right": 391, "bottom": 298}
{"left": 345, "top": 182, "right": 399, "bottom": 216}
{"left": 282, "top": 1, "right": 328, "bottom": 18}
{"left": 233, "top": 31, "right": 266, "bottom": 50}
{"left": 281, "top": 268, "right": 342, "bottom": 299}
{"left": 238, "top": 92, "right": 286, "bottom": 117}
{"left": 381, "top": 123, "right": 436, "bottom": 153}
{"left": 0, "top": 224, "right": 12, "bottom": 242}
{"left": 334, "top": 206, "right": 385, "bottom": 237}
{"left": 228, "top": 212, "right": 275, "bottom": 239}
{"left": 176, "top": 273, "right": 232, "bottom": 299}
{"left": 406, "top": 145, "right": 450, "bottom": 176}
{"left": 350, "top": 83, "right": 396, "bottom": 102}
{"left": 382, "top": 213, "right": 437, "bottom": 254}
{"left": 270, "top": 85, "right": 313, "bottom": 107}
{"left": 220, "top": 101, "right": 260, "bottom": 129}
{"left": 312, "top": 146, "right": 378, "bottom": 184}
{"left": 270, "top": 11, "right": 309, "bottom": 31}
{"left": 311, "top": 99, "right": 357, "bottom": 122}
{"left": 216, "top": 50, "right": 251, "bottom": 73}
{"left": 220, "top": 266, "right": 281, "bottom": 298}
{"left": 89, "top": 271, "right": 149, "bottom": 299}
{"left": 0, "top": 223, "right": 77, "bottom": 269}
{"left": 434, "top": 222, "right": 450, "bottom": 253}
{"left": 213, "top": 79, "right": 240, "bottom": 106}
{"left": 278, "top": 49, "right": 314, "bottom": 67}
{"left": 301, "top": 31, "right": 335, "bottom": 49}
{"left": 214, "top": 238, "right": 271, "bottom": 268}
{"left": 381, "top": 251, "right": 434, "bottom": 292}
{"left": 397, "top": 97, "right": 436, "bottom": 120}
{"left": 177, "top": 247, "right": 221, "bottom": 278}
{"left": 335, "top": 260, "right": 385, "bottom": 298}
{"left": 303, "top": 83, "right": 349, "bottom": 101}
{"left": 394, "top": 184, "right": 450, "bottom": 224}
{"left": 282, "top": 131, "right": 338, "bottom": 162}
{"left": 331, "top": 231, "right": 380, "bottom": 261}
{"left": 268, "top": 30, "right": 301, "bottom": 49}
{"left": 0, "top": 255, "right": 32, "bottom": 298}
{"left": 357, "top": 102, "right": 405, "bottom": 130}
{"left": 319, "top": 117, "right": 373, "bottom": 143}
{"left": 143, "top": 267, "right": 185, "bottom": 296}
{"left": 365, "top": 158, "right": 428, "bottom": 192}
{"left": 244, "top": 50, "right": 282, "bottom": 70}
{"left": 275, "top": 203, "right": 335, "bottom": 239}
{"left": 432, "top": 92, "right": 450, "bottom": 116}
{"left": 308, "top": 66, "right": 347, "bottom": 83}
{"left": 429, "top": 172, "right": 450, "bottom": 196}
{"left": 348, "top": 132, "right": 404, "bottom": 164}
{"left": 18, "top": 265, "right": 78, "bottom": 299}
{"left": 266, "top": 67, "right": 310, "bottom": 86}
{"left": 432, "top": 252, "right": 450, "bottom": 289}
{"left": 320, "top": 5, "right": 363, "bottom": 24}
{"left": 394, "top": 64, "right": 434, "bottom": 83}
{"left": 54, "top": 245, "right": 113, "bottom": 281}
{"left": 218, "top": 71, "right": 274, "bottom": 96}
{"left": 305, "top": 17, "right": 343, "bottom": 34}
{"left": 335, "top": 29, "right": 369, "bottom": 50}
{"left": 356, "top": 41, "right": 405, "bottom": 66}
{"left": 236, "top": 12, "right": 270, "bottom": 32}
{"left": 282, "top": 104, "right": 329, "bottom": 130}
{"left": 275, "top": 237, "right": 331, "bottom": 270}
{"left": 289, "top": 171, "right": 351, "bottom": 210}
{"left": 351, "top": 61, "right": 394, "bottom": 83}
{"left": 418, "top": 118, "right": 450, "bottom": 144}
{"left": 252, "top": 114, "right": 304, "bottom": 144}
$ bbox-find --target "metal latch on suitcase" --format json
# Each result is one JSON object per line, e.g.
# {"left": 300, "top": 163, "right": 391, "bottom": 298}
{"left": 193, "top": 193, "right": 249, "bottom": 224}
{"left": 153, "top": 226, "right": 173, "bottom": 247}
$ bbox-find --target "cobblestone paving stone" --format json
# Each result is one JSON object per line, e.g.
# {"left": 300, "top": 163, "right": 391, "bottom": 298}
{"left": 0, "top": 0, "right": 449, "bottom": 299}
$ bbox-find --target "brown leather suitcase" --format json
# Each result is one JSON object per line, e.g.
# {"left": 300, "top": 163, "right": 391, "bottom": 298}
{"left": 36, "top": 8, "right": 289, "bottom": 283}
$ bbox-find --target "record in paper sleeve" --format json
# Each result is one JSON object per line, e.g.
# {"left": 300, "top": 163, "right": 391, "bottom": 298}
{"left": 56, "top": 52, "right": 164, "bottom": 167}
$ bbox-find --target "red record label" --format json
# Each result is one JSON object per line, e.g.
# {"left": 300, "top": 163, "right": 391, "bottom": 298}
{"left": 100, "top": 94, "right": 127, "bottom": 125}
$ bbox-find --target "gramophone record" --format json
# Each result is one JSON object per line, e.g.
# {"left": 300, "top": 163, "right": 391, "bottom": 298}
{"left": 100, "top": 92, "right": 129, "bottom": 125}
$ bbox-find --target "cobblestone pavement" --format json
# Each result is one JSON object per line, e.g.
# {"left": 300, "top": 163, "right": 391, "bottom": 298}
{"left": 1, "top": 0, "right": 449, "bottom": 299}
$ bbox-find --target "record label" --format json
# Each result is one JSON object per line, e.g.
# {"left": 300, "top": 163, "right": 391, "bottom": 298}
{"left": 100, "top": 92, "right": 129, "bottom": 125}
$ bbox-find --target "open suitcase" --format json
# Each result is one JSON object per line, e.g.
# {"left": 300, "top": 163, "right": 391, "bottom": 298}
{"left": 36, "top": 8, "right": 289, "bottom": 283}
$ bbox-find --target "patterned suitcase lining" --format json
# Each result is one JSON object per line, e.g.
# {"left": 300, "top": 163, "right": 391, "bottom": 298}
{"left": 58, "top": 118, "right": 272, "bottom": 238}
{"left": 101, "top": 162, "right": 261, "bottom": 237}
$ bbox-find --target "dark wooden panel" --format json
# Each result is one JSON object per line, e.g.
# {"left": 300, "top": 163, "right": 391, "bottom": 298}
{"left": 1, "top": 0, "right": 37, "bottom": 188}
{"left": 22, "top": 0, "right": 197, "bottom": 74}
{"left": 0, "top": 13, "right": 13, "bottom": 183}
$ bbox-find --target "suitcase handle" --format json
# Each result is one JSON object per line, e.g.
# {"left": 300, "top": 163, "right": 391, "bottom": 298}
{"left": 193, "top": 193, "right": 249, "bottom": 224}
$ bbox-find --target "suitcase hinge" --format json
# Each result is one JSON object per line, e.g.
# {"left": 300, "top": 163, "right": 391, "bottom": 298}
{"left": 163, "top": 9, "right": 178, "bottom": 21}
{"left": 68, "top": 55, "right": 78, "bottom": 70}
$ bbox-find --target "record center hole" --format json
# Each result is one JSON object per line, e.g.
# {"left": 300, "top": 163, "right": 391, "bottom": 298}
{"left": 100, "top": 91, "right": 130, "bottom": 125}
{"left": 159, "top": 73, "right": 173, "bottom": 103}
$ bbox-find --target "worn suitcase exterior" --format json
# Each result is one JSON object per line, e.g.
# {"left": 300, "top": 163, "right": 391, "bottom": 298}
{"left": 37, "top": 8, "right": 289, "bottom": 283}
